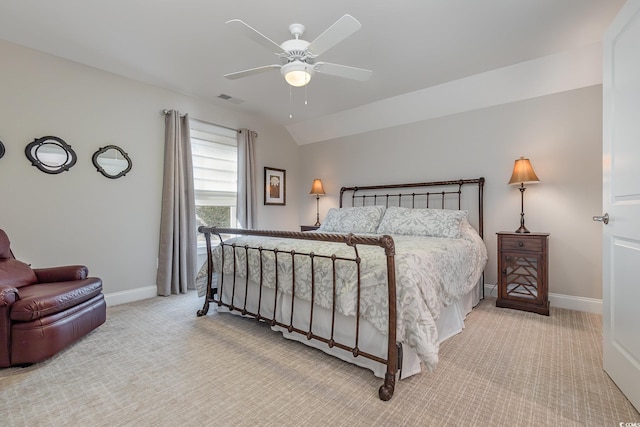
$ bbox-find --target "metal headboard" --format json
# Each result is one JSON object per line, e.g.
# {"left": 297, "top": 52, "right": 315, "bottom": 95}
{"left": 339, "top": 178, "right": 485, "bottom": 239}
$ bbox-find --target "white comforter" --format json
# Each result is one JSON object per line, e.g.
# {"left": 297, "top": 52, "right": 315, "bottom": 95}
{"left": 211, "top": 221, "right": 487, "bottom": 371}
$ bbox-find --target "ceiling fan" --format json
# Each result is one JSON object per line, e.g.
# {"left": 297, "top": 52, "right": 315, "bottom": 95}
{"left": 224, "top": 14, "right": 372, "bottom": 87}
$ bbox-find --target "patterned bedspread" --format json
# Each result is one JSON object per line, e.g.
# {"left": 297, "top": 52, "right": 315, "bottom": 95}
{"left": 210, "top": 221, "right": 487, "bottom": 371}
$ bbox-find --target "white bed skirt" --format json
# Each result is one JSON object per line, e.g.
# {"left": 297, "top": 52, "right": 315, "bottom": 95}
{"left": 215, "top": 273, "right": 481, "bottom": 379}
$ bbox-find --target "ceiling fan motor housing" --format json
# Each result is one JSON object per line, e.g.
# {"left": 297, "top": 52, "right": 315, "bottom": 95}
{"left": 280, "top": 39, "right": 314, "bottom": 63}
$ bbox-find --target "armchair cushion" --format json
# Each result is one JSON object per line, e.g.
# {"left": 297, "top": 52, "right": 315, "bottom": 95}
{"left": 0, "top": 259, "right": 38, "bottom": 288}
{"left": 10, "top": 278, "right": 103, "bottom": 322}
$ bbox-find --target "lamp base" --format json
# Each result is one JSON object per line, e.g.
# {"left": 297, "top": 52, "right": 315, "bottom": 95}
{"left": 515, "top": 185, "right": 531, "bottom": 233}
{"left": 314, "top": 195, "right": 321, "bottom": 227}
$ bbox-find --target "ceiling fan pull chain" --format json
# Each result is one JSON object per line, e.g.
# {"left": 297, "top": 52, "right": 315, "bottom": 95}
{"left": 289, "top": 86, "right": 293, "bottom": 118}
{"left": 305, "top": 83, "right": 308, "bottom": 105}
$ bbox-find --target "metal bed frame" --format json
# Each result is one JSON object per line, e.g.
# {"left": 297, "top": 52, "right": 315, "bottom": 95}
{"left": 197, "top": 177, "right": 484, "bottom": 401}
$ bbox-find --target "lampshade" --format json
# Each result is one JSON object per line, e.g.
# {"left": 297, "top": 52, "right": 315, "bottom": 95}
{"left": 281, "top": 61, "right": 314, "bottom": 87}
{"left": 309, "top": 179, "right": 326, "bottom": 195}
{"left": 508, "top": 157, "right": 540, "bottom": 185}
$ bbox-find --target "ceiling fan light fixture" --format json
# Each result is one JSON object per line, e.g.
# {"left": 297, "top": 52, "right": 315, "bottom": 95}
{"left": 285, "top": 70, "right": 311, "bottom": 87}
{"left": 281, "top": 62, "right": 314, "bottom": 87}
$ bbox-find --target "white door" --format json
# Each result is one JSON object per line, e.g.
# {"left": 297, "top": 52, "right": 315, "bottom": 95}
{"left": 601, "top": 0, "right": 640, "bottom": 412}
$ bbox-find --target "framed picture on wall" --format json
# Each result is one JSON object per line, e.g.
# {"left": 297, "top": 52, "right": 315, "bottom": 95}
{"left": 264, "top": 167, "right": 286, "bottom": 206}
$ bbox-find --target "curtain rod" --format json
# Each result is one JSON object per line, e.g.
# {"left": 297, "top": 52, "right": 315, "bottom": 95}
{"left": 161, "top": 109, "right": 246, "bottom": 135}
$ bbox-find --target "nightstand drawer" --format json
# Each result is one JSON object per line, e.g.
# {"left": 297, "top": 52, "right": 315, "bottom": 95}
{"left": 500, "top": 236, "right": 543, "bottom": 252}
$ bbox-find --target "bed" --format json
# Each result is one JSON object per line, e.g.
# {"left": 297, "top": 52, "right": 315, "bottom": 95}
{"left": 197, "top": 178, "right": 487, "bottom": 401}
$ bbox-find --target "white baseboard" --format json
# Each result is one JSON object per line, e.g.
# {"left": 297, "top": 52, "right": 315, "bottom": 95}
{"left": 104, "top": 283, "right": 603, "bottom": 314}
{"left": 483, "top": 284, "right": 499, "bottom": 299}
{"left": 104, "top": 285, "right": 157, "bottom": 306}
{"left": 483, "top": 284, "right": 602, "bottom": 315}
{"left": 548, "top": 293, "right": 602, "bottom": 314}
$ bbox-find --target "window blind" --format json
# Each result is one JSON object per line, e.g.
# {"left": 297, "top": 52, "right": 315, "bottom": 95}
{"left": 190, "top": 124, "right": 238, "bottom": 207}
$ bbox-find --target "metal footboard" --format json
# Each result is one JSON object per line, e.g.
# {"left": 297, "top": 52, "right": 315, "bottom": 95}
{"left": 196, "top": 227, "right": 399, "bottom": 401}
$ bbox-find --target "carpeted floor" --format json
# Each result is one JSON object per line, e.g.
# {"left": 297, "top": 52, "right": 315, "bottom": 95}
{"left": 1, "top": 294, "right": 638, "bottom": 426}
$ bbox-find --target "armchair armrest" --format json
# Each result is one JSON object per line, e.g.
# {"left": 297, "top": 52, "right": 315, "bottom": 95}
{"left": 0, "top": 284, "right": 18, "bottom": 367}
{"left": 0, "top": 284, "right": 18, "bottom": 306}
{"left": 33, "top": 265, "right": 88, "bottom": 283}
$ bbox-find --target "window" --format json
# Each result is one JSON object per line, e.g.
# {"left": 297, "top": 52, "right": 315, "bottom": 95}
{"left": 190, "top": 119, "right": 238, "bottom": 245}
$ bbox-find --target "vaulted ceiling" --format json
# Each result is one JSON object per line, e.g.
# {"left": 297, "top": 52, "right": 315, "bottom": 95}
{"left": 0, "top": 1, "right": 625, "bottom": 140}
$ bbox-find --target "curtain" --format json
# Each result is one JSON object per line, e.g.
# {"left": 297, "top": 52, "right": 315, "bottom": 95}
{"left": 157, "top": 110, "right": 197, "bottom": 296}
{"left": 237, "top": 128, "right": 257, "bottom": 229}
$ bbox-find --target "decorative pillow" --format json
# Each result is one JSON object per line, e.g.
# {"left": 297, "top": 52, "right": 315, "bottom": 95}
{"left": 0, "top": 259, "right": 38, "bottom": 288}
{"left": 318, "top": 206, "right": 386, "bottom": 234}
{"left": 376, "top": 206, "right": 468, "bottom": 238}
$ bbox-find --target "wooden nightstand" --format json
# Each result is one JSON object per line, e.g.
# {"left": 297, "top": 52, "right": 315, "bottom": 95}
{"left": 496, "top": 232, "right": 550, "bottom": 315}
{"left": 300, "top": 225, "right": 320, "bottom": 232}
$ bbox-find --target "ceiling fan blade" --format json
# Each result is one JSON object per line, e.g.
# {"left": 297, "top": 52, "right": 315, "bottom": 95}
{"left": 307, "top": 14, "right": 362, "bottom": 56}
{"left": 224, "top": 65, "right": 281, "bottom": 80}
{"left": 226, "top": 19, "right": 285, "bottom": 54}
{"left": 314, "top": 62, "right": 372, "bottom": 81}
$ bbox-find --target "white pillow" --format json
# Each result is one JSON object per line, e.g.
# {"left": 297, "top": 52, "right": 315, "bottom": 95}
{"left": 376, "top": 206, "right": 468, "bottom": 238}
{"left": 318, "top": 206, "right": 386, "bottom": 234}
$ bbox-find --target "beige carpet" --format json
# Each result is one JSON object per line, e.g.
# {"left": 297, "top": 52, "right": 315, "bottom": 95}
{"left": 1, "top": 294, "right": 638, "bottom": 426}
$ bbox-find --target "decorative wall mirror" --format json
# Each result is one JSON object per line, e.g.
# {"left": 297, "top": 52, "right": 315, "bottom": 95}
{"left": 25, "top": 136, "right": 77, "bottom": 174}
{"left": 0, "top": 141, "right": 5, "bottom": 159}
{"left": 92, "top": 145, "right": 132, "bottom": 179}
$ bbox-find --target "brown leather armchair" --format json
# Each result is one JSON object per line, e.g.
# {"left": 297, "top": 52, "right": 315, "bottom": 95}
{"left": 0, "top": 229, "right": 106, "bottom": 367}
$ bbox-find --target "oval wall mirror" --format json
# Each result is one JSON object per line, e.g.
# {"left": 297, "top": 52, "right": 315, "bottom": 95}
{"left": 0, "top": 141, "right": 5, "bottom": 159}
{"left": 25, "top": 136, "right": 77, "bottom": 174}
{"left": 92, "top": 145, "right": 132, "bottom": 179}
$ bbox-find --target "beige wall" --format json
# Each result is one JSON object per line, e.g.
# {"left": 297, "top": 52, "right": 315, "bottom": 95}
{"left": 298, "top": 86, "right": 603, "bottom": 301}
{"left": 0, "top": 38, "right": 604, "bottom": 304}
{"left": 0, "top": 40, "right": 300, "bottom": 296}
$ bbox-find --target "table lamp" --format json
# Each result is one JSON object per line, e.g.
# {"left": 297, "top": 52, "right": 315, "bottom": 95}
{"left": 309, "top": 179, "right": 326, "bottom": 226}
{"left": 508, "top": 157, "right": 540, "bottom": 233}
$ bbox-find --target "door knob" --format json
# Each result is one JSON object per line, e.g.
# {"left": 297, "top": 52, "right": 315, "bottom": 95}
{"left": 592, "top": 213, "right": 609, "bottom": 225}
